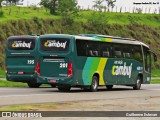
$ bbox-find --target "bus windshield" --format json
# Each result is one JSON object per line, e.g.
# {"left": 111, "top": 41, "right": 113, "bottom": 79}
{"left": 8, "top": 38, "right": 35, "bottom": 50}
{"left": 40, "top": 38, "right": 70, "bottom": 52}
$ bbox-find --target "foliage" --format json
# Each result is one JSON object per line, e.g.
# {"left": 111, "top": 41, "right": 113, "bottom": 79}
{"left": 0, "top": 6, "right": 160, "bottom": 69}
{"left": 105, "top": 0, "right": 116, "bottom": 11}
{"left": 93, "top": 0, "right": 106, "bottom": 11}
{"left": 5, "top": 0, "right": 22, "bottom": 5}
{"left": 87, "top": 11, "right": 109, "bottom": 32}
{"left": 40, "top": 0, "right": 58, "bottom": 14}
{"left": 58, "top": 0, "right": 79, "bottom": 25}
{"left": 0, "top": 0, "right": 3, "bottom": 8}
{"left": 0, "top": 80, "right": 28, "bottom": 87}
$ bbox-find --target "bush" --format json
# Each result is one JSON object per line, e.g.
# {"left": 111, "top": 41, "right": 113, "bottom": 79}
{"left": 0, "top": 11, "right": 4, "bottom": 17}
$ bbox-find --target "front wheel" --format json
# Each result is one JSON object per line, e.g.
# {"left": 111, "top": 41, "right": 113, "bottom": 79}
{"left": 133, "top": 77, "right": 142, "bottom": 90}
{"left": 90, "top": 76, "right": 98, "bottom": 92}
{"left": 57, "top": 85, "right": 71, "bottom": 92}
{"left": 27, "top": 81, "right": 41, "bottom": 88}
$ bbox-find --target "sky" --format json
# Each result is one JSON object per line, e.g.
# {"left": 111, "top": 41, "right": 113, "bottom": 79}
{"left": 21, "top": 0, "right": 160, "bottom": 13}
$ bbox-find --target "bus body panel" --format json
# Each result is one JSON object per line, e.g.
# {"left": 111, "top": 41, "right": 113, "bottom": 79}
{"left": 37, "top": 34, "right": 151, "bottom": 88}
{"left": 5, "top": 36, "right": 39, "bottom": 82}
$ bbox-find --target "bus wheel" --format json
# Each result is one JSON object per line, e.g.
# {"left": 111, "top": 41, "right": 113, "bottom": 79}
{"left": 27, "top": 81, "right": 41, "bottom": 88}
{"left": 50, "top": 84, "right": 56, "bottom": 88}
{"left": 106, "top": 85, "right": 113, "bottom": 90}
{"left": 57, "top": 85, "right": 71, "bottom": 92}
{"left": 133, "top": 77, "right": 141, "bottom": 90}
{"left": 90, "top": 76, "right": 98, "bottom": 92}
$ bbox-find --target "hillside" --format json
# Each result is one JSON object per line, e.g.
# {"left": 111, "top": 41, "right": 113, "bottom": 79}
{"left": 0, "top": 6, "right": 160, "bottom": 68}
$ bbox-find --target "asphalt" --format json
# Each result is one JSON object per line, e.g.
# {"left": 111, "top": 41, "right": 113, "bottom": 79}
{"left": 0, "top": 84, "right": 160, "bottom": 106}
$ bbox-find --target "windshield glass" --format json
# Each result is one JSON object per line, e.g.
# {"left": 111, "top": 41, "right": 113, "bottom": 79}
{"left": 40, "top": 38, "right": 70, "bottom": 52}
{"left": 8, "top": 38, "right": 35, "bottom": 50}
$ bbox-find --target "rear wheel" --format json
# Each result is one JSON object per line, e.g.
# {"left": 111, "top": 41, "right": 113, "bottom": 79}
{"left": 27, "top": 81, "right": 41, "bottom": 88}
{"left": 90, "top": 76, "right": 98, "bottom": 92}
{"left": 50, "top": 84, "right": 56, "bottom": 88}
{"left": 57, "top": 85, "right": 71, "bottom": 92}
{"left": 133, "top": 77, "right": 142, "bottom": 90}
{"left": 106, "top": 85, "right": 113, "bottom": 90}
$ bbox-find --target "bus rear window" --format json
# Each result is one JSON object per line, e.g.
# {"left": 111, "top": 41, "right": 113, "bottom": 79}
{"left": 40, "top": 38, "right": 70, "bottom": 52}
{"left": 8, "top": 38, "right": 35, "bottom": 50}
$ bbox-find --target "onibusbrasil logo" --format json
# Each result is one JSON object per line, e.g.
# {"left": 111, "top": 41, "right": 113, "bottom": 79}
{"left": 112, "top": 62, "right": 133, "bottom": 78}
{"left": 12, "top": 41, "right": 32, "bottom": 49}
{"left": 44, "top": 40, "right": 67, "bottom": 49}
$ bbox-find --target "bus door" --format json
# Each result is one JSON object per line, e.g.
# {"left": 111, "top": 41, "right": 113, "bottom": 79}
{"left": 143, "top": 47, "right": 151, "bottom": 83}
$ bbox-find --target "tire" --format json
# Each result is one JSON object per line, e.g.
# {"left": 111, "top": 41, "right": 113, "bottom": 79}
{"left": 82, "top": 86, "right": 90, "bottom": 92}
{"left": 106, "top": 85, "right": 113, "bottom": 90}
{"left": 50, "top": 84, "right": 56, "bottom": 88}
{"left": 57, "top": 85, "right": 71, "bottom": 92}
{"left": 27, "top": 81, "right": 41, "bottom": 88}
{"left": 90, "top": 76, "right": 98, "bottom": 92}
{"left": 133, "top": 77, "right": 142, "bottom": 90}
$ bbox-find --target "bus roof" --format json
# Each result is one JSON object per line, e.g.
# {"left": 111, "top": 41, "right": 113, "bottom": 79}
{"left": 8, "top": 35, "right": 39, "bottom": 39}
{"left": 39, "top": 34, "right": 149, "bottom": 49}
{"left": 77, "top": 34, "right": 149, "bottom": 48}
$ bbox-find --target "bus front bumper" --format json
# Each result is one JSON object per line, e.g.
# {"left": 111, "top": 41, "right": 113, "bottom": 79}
{"left": 6, "top": 74, "right": 36, "bottom": 82}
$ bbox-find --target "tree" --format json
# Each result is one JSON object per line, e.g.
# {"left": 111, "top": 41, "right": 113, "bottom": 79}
{"left": 40, "top": 0, "right": 58, "bottom": 14}
{"left": 105, "top": 0, "right": 116, "bottom": 12}
{"left": 5, "top": 0, "right": 23, "bottom": 6}
{"left": 58, "top": 0, "right": 78, "bottom": 16}
{"left": 93, "top": 0, "right": 105, "bottom": 12}
{"left": 40, "top": 0, "right": 50, "bottom": 12}
{"left": 57, "top": 0, "right": 79, "bottom": 24}
{"left": 0, "top": 0, "right": 3, "bottom": 8}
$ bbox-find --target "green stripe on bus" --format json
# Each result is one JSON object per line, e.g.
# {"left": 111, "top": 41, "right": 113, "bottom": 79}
{"left": 82, "top": 58, "right": 94, "bottom": 85}
{"left": 89, "top": 58, "right": 101, "bottom": 80}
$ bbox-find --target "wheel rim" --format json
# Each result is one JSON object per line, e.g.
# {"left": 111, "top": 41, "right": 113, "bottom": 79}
{"left": 92, "top": 78, "right": 97, "bottom": 90}
{"left": 137, "top": 79, "right": 141, "bottom": 88}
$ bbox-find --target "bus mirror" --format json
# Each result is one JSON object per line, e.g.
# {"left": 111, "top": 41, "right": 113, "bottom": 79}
{"left": 153, "top": 53, "right": 157, "bottom": 62}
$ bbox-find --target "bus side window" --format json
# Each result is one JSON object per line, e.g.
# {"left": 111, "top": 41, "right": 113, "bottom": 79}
{"left": 76, "top": 40, "right": 87, "bottom": 56}
{"left": 86, "top": 41, "right": 99, "bottom": 57}
{"left": 133, "top": 45, "right": 143, "bottom": 62}
{"left": 123, "top": 44, "right": 131, "bottom": 58}
{"left": 113, "top": 44, "right": 122, "bottom": 58}
{"left": 100, "top": 42, "right": 111, "bottom": 57}
{"left": 103, "top": 51, "right": 110, "bottom": 57}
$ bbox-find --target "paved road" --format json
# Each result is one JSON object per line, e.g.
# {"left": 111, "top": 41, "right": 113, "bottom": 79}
{"left": 0, "top": 84, "right": 160, "bottom": 106}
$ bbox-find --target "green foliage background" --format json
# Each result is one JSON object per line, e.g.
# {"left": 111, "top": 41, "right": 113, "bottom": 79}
{"left": 0, "top": 6, "right": 160, "bottom": 69}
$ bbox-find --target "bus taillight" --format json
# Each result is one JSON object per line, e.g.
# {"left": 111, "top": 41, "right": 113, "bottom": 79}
{"left": 5, "top": 66, "right": 8, "bottom": 73}
{"left": 35, "top": 61, "right": 40, "bottom": 76}
{"left": 68, "top": 62, "right": 73, "bottom": 77}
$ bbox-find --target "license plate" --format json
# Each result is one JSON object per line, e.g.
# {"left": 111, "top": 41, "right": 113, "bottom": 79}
{"left": 50, "top": 80, "right": 57, "bottom": 83}
{"left": 18, "top": 72, "right": 24, "bottom": 74}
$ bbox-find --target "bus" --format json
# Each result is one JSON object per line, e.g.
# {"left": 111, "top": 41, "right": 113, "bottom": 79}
{"left": 5, "top": 35, "right": 41, "bottom": 88}
{"left": 37, "top": 34, "right": 157, "bottom": 92}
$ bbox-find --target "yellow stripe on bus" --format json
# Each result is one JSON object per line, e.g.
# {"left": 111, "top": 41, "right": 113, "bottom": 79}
{"left": 105, "top": 38, "right": 112, "bottom": 42}
{"left": 97, "top": 58, "right": 108, "bottom": 85}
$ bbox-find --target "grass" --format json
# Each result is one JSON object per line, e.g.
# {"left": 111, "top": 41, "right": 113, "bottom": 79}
{"left": 0, "top": 80, "right": 28, "bottom": 87}
{"left": 0, "top": 6, "right": 60, "bottom": 23}
{"left": 0, "top": 69, "right": 5, "bottom": 78}
{"left": 151, "top": 69, "right": 160, "bottom": 77}
{"left": 0, "top": 6, "right": 160, "bottom": 27}
{"left": 77, "top": 11, "right": 160, "bottom": 27}
{"left": 151, "top": 79, "right": 160, "bottom": 84}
